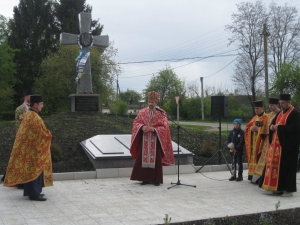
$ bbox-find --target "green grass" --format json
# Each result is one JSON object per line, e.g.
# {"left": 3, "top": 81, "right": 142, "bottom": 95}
{"left": 169, "top": 124, "right": 210, "bottom": 131}
{"left": 212, "top": 130, "right": 230, "bottom": 136}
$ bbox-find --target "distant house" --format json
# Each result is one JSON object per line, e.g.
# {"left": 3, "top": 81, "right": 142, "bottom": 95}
{"left": 101, "top": 101, "right": 145, "bottom": 115}
{"left": 101, "top": 103, "right": 110, "bottom": 114}
{"left": 127, "top": 101, "right": 145, "bottom": 115}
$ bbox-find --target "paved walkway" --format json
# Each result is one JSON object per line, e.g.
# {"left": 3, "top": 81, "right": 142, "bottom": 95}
{"left": 1, "top": 170, "right": 300, "bottom": 225}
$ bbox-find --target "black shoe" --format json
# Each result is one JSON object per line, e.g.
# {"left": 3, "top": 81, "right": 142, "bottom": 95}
{"left": 229, "top": 175, "right": 236, "bottom": 181}
{"left": 236, "top": 175, "right": 243, "bottom": 181}
{"left": 154, "top": 182, "right": 160, "bottom": 186}
{"left": 141, "top": 181, "right": 150, "bottom": 185}
{"left": 29, "top": 196, "right": 47, "bottom": 201}
{"left": 272, "top": 191, "right": 284, "bottom": 195}
{"left": 40, "top": 193, "right": 45, "bottom": 197}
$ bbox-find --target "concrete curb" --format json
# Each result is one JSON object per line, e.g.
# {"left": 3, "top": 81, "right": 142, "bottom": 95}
{"left": 0, "top": 163, "right": 248, "bottom": 181}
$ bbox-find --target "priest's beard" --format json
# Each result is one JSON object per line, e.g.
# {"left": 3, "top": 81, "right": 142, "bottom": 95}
{"left": 149, "top": 105, "right": 154, "bottom": 111}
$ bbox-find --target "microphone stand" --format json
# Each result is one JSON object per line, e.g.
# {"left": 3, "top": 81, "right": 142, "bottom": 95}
{"left": 155, "top": 108, "right": 196, "bottom": 189}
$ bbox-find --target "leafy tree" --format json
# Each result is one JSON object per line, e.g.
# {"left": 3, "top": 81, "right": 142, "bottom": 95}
{"left": 227, "top": 94, "right": 249, "bottom": 117}
{"left": 204, "top": 97, "right": 211, "bottom": 118}
{"left": 144, "top": 65, "right": 184, "bottom": 106}
{"left": 271, "top": 62, "right": 300, "bottom": 102}
{"left": 181, "top": 97, "right": 202, "bottom": 120}
{"left": 8, "top": 0, "right": 59, "bottom": 101}
{"left": 0, "top": 15, "right": 17, "bottom": 114}
{"left": 226, "top": 1, "right": 267, "bottom": 113}
{"left": 54, "top": 0, "right": 103, "bottom": 36}
{"left": 34, "top": 43, "right": 118, "bottom": 114}
{"left": 95, "top": 42, "right": 120, "bottom": 109}
{"left": 119, "top": 89, "right": 142, "bottom": 104}
{"left": 0, "top": 40, "right": 18, "bottom": 89}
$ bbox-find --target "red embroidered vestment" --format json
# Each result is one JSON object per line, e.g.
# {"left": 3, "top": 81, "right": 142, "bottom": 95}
{"left": 130, "top": 107, "right": 175, "bottom": 167}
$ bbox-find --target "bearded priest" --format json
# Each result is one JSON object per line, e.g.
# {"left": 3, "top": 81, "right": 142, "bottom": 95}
{"left": 130, "top": 91, "right": 175, "bottom": 186}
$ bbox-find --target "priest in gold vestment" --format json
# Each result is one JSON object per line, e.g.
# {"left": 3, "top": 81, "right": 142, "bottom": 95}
{"left": 245, "top": 100, "right": 269, "bottom": 183}
{"left": 4, "top": 95, "right": 52, "bottom": 201}
{"left": 253, "top": 98, "right": 281, "bottom": 181}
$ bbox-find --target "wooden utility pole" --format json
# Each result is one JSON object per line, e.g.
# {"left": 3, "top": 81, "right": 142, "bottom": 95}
{"left": 200, "top": 77, "right": 204, "bottom": 120}
{"left": 262, "top": 23, "right": 269, "bottom": 112}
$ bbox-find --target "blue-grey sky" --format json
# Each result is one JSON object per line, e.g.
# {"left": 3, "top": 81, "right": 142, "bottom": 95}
{"left": 1, "top": 0, "right": 299, "bottom": 94}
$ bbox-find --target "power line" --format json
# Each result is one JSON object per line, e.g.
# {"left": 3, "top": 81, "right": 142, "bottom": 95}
{"left": 119, "top": 51, "right": 238, "bottom": 65}
{"left": 119, "top": 50, "right": 238, "bottom": 78}
{"left": 119, "top": 46, "right": 238, "bottom": 76}
{"left": 203, "top": 58, "right": 237, "bottom": 79}
{"left": 133, "top": 33, "right": 230, "bottom": 61}
{"left": 122, "top": 26, "right": 226, "bottom": 61}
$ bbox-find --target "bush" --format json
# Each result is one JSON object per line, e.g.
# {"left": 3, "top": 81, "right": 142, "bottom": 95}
{"left": 110, "top": 100, "right": 128, "bottom": 115}
{"left": 200, "top": 141, "right": 215, "bottom": 157}
{"left": 50, "top": 142, "right": 63, "bottom": 163}
{"left": 0, "top": 110, "right": 14, "bottom": 121}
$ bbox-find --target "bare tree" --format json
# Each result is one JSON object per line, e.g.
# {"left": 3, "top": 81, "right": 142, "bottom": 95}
{"left": 203, "top": 84, "right": 230, "bottom": 97}
{"left": 232, "top": 54, "right": 264, "bottom": 112}
{"left": 0, "top": 15, "right": 8, "bottom": 42}
{"left": 186, "top": 81, "right": 199, "bottom": 98}
{"left": 226, "top": 1, "right": 267, "bottom": 113}
{"left": 268, "top": 2, "right": 300, "bottom": 76}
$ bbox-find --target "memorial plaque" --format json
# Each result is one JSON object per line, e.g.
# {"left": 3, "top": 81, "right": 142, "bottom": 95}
{"left": 114, "top": 136, "right": 131, "bottom": 150}
{"left": 90, "top": 139, "right": 124, "bottom": 154}
{"left": 70, "top": 94, "right": 99, "bottom": 112}
{"left": 75, "top": 96, "right": 98, "bottom": 111}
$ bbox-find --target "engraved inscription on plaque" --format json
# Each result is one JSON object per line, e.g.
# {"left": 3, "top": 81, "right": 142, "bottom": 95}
{"left": 75, "top": 96, "right": 98, "bottom": 111}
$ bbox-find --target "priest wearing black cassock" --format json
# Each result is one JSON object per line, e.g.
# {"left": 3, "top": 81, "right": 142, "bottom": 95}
{"left": 260, "top": 93, "right": 300, "bottom": 197}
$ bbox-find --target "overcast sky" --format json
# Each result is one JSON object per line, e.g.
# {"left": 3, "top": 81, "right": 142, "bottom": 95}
{"left": 0, "top": 0, "right": 299, "bottom": 95}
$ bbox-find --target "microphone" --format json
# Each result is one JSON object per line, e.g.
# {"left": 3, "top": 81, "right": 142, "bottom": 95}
{"left": 155, "top": 107, "right": 165, "bottom": 113}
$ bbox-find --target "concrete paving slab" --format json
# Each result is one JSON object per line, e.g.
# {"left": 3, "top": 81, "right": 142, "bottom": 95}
{"left": 1, "top": 170, "right": 300, "bottom": 225}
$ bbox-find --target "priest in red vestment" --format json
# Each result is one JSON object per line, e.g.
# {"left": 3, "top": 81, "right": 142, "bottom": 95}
{"left": 260, "top": 93, "right": 300, "bottom": 197}
{"left": 130, "top": 91, "right": 175, "bottom": 186}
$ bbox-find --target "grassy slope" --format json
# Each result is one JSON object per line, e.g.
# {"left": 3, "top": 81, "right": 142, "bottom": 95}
{"left": 0, "top": 112, "right": 234, "bottom": 174}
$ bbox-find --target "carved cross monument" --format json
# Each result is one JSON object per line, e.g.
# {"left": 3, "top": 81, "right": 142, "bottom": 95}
{"left": 60, "top": 12, "right": 109, "bottom": 112}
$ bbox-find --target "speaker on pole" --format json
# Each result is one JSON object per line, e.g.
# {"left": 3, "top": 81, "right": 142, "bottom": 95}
{"left": 211, "top": 96, "right": 228, "bottom": 118}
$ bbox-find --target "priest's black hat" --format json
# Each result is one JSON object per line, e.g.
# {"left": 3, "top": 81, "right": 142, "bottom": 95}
{"left": 268, "top": 97, "right": 279, "bottom": 104}
{"left": 279, "top": 93, "right": 291, "bottom": 101}
{"left": 253, "top": 100, "right": 263, "bottom": 107}
{"left": 30, "top": 95, "right": 43, "bottom": 104}
{"left": 24, "top": 89, "right": 35, "bottom": 96}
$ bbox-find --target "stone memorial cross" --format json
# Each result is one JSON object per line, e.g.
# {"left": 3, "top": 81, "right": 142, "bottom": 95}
{"left": 60, "top": 12, "right": 109, "bottom": 94}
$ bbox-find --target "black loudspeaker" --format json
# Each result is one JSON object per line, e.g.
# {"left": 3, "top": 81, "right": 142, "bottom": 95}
{"left": 211, "top": 96, "right": 228, "bottom": 118}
